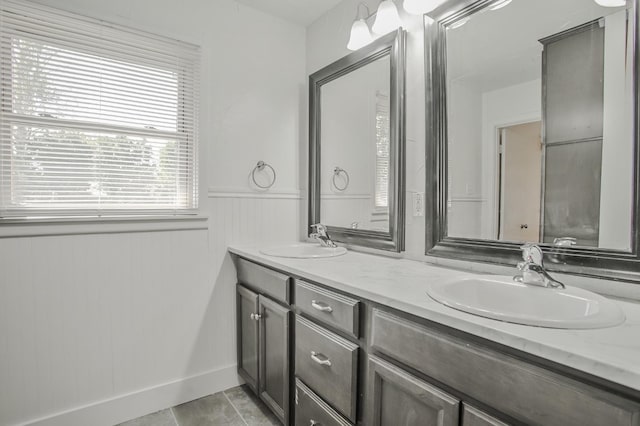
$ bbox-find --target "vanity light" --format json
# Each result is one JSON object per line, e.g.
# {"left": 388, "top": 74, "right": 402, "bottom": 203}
{"left": 347, "top": 19, "right": 374, "bottom": 50}
{"left": 448, "top": 16, "right": 470, "bottom": 29}
{"left": 594, "top": 0, "right": 626, "bottom": 6}
{"left": 489, "top": 0, "right": 512, "bottom": 10}
{"left": 402, "top": 0, "right": 445, "bottom": 14}
{"left": 347, "top": 3, "right": 374, "bottom": 51}
{"left": 372, "top": 0, "right": 402, "bottom": 35}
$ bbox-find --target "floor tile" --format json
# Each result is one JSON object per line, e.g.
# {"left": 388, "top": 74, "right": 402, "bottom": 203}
{"left": 116, "top": 409, "right": 176, "bottom": 426}
{"left": 172, "top": 392, "right": 245, "bottom": 426}
{"left": 224, "top": 385, "right": 281, "bottom": 425}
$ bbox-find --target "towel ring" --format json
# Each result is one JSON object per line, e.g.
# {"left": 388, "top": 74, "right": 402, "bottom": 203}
{"left": 252, "top": 161, "right": 276, "bottom": 189}
{"left": 332, "top": 167, "right": 350, "bottom": 191}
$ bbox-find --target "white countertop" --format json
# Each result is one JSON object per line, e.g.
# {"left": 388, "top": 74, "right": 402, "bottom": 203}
{"left": 228, "top": 244, "right": 640, "bottom": 394}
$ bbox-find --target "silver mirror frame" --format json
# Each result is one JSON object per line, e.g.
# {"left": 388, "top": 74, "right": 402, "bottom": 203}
{"left": 309, "top": 29, "right": 406, "bottom": 252}
{"left": 425, "top": 0, "right": 640, "bottom": 282}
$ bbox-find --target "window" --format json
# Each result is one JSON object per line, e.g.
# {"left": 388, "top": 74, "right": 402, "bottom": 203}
{"left": 374, "top": 91, "right": 389, "bottom": 209}
{"left": 0, "top": 0, "right": 200, "bottom": 219}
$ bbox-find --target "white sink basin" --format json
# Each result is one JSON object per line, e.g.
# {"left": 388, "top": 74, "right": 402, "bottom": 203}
{"left": 260, "top": 244, "right": 347, "bottom": 259}
{"left": 427, "top": 275, "right": 625, "bottom": 329}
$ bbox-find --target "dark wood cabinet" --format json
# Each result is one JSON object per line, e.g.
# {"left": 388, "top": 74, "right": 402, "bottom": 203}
{"left": 295, "top": 316, "right": 358, "bottom": 422}
{"left": 237, "top": 283, "right": 291, "bottom": 424}
{"left": 369, "top": 308, "right": 640, "bottom": 426}
{"left": 367, "top": 354, "right": 460, "bottom": 426}
{"left": 462, "top": 405, "right": 510, "bottom": 426}
{"left": 233, "top": 255, "right": 640, "bottom": 426}
{"left": 295, "top": 378, "right": 351, "bottom": 426}
{"left": 237, "top": 285, "right": 259, "bottom": 393}
{"left": 259, "top": 295, "right": 291, "bottom": 424}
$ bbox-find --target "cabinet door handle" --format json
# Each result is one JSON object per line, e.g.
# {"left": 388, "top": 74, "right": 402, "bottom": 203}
{"left": 250, "top": 313, "right": 262, "bottom": 321}
{"left": 311, "top": 300, "right": 333, "bottom": 313}
{"left": 310, "top": 351, "right": 332, "bottom": 366}
{"left": 310, "top": 421, "right": 320, "bottom": 426}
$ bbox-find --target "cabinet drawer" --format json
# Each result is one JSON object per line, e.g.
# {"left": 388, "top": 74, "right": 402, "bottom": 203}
{"left": 295, "top": 315, "right": 358, "bottom": 422}
{"left": 236, "top": 258, "right": 290, "bottom": 303}
{"left": 370, "top": 308, "right": 640, "bottom": 426}
{"left": 295, "top": 378, "right": 351, "bottom": 426}
{"left": 295, "top": 279, "right": 360, "bottom": 338}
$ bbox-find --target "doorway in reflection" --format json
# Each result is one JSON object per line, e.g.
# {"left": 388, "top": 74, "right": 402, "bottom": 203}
{"left": 497, "top": 121, "right": 542, "bottom": 242}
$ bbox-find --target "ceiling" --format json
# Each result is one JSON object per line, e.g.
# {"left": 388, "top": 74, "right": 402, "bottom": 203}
{"left": 447, "top": 0, "right": 629, "bottom": 93}
{"left": 235, "top": 0, "right": 344, "bottom": 26}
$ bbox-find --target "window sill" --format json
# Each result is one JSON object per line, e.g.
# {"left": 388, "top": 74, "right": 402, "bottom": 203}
{"left": 0, "top": 214, "right": 209, "bottom": 238}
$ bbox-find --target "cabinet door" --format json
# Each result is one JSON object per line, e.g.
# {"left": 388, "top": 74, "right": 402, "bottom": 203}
{"left": 462, "top": 405, "right": 510, "bottom": 426}
{"left": 367, "top": 355, "right": 459, "bottom": 426}
{"left": 259, "top": 295, "right": 291, "bottom": 425}
{"left": 237, "top": 285, "right": 259, "bottom": 393}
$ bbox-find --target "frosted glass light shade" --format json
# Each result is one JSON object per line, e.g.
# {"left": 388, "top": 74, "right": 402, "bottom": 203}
{"left": 403, "top": 0, "right": 444, "bottom": 14}
{"left": 489, "top": 0, "right": 512, "bottom": 10}
{"left": 448, "top": 17, "right": 469, "bottom": 29}
{"left": 594, "top": 0, "right": 626, "bottom": 6}
{"left": 372, "top": 0, "right": 402, "bottom": 35}
{"left": 347, "top": 19, "right": 374, "bottom": 51}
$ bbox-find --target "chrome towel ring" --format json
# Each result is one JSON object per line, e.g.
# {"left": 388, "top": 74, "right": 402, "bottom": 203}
{"left": 332, "top": 166, "right": 350, "bottom": 191}
{"left": 252, "top": 161, "right": 276, "bottom": 189}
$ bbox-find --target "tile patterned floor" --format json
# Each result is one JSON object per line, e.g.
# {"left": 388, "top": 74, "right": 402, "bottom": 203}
{"left": 116, "top": 385, "right": 281, "bottom": 426}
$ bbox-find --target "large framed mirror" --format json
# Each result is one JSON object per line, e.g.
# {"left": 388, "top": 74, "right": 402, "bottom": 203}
{"left": 425, "top": 0, "right": 640, "bottom": 281}
{"left": 309, "top": 29, "right": 406, "bottom": 252}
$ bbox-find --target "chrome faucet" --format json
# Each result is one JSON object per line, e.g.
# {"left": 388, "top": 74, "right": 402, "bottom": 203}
{"left": 514, "top": 243, "right": 565, "bottom": 289}
{"left": 310, "top": 223, "right": 338, "bottom": 248}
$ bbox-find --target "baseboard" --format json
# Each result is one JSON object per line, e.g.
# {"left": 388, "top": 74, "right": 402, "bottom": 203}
{"left": 18, "top": 364, "right": 241, "bottom": 426}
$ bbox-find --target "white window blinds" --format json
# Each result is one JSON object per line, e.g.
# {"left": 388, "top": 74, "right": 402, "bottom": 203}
{"left": 375, "top": 91, "right": 389, "bottom": 209}
{"left": 0, "top": 0, "right": 200, "bottom": 218}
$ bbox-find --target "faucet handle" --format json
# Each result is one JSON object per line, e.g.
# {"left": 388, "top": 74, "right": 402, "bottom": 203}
{"left": 311, "top": 223, "right": 328, "bottom": 235}
{"left": 520, "top": 243, "right": 544, "bottom": 265}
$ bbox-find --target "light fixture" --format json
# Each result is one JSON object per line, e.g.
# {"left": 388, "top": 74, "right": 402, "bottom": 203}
{"left": 489, "top": 0, "right": 512, "bottom": 10}
{"left": 347, "top": 3, "right": 374, "bottom": 51}
{"left": 402, "top": 0, "right": 445, "bottom": 15}
{"left": 347, "top": 19, "right": 374, "bottom": 50}
{"left": 448, "top": 16, "right": 470, "bottom": 29}
{"left": 594, "top": 0, "right": 626, "bottom": 6}
{"left": 372, "top": 0, "right": 402, "bottom": 35}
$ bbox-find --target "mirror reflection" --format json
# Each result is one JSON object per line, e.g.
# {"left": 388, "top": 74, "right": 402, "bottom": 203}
{"left": 446, "top": 0, "right": 634, "bottom": 251}
{"left": 320, "top": 55, "right": 391, "bottom": 232}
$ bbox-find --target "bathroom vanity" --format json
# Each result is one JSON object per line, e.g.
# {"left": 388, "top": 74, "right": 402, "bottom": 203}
{"left": 230, "top": 246, "right": 640, "bottom": 426}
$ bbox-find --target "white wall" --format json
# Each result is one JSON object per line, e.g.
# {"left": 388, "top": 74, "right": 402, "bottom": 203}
{"left": 0, "top": 1, "right": 305, "bottom": 425}
{"left": 447, "top": 81, "right": 484, "bottom": 239}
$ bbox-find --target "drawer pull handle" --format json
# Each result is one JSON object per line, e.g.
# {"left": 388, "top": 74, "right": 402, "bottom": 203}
{"left": 310, "top": 351, "right": 332, "bottom": 366}
{"left": 250, "top": 313, "right": 262, "bottom": 321}
{"left": 311, "top": 300, "right": 333, "bottom": 313}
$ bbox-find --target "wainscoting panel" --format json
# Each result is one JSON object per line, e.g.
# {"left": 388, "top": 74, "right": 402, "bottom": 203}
{"left": 0, "top": 192, "right": 301, "bottom": 426}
